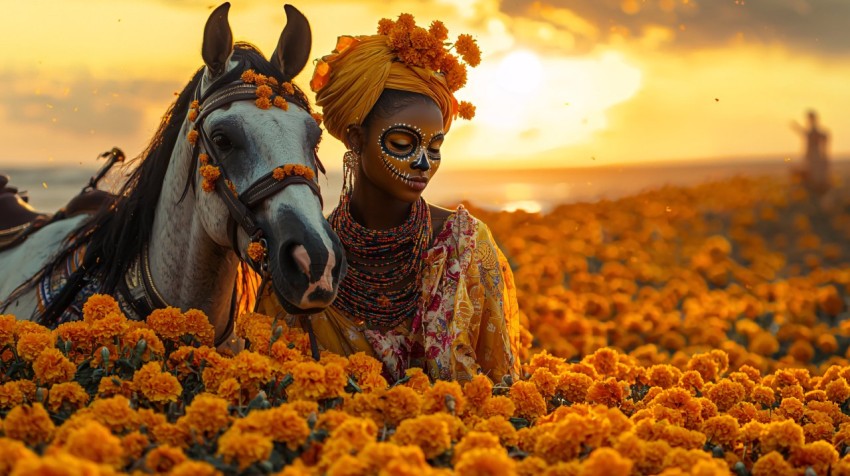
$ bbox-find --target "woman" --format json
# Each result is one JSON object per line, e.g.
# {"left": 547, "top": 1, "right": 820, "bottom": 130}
{"left": 260, "top": 14, "right": 523, "bottom": 383}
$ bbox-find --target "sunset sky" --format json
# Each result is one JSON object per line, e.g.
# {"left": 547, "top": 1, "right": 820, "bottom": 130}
{"left": 2, "top": 0, "right": 849, "bottom": 170}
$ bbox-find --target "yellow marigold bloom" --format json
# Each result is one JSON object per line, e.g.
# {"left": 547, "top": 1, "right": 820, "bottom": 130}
{"left": 701, "top": 414, "right": 739, "bottom": 448}
{"left": 463, "top": 374, "right": 493, "bottom": 411}
{"left": 452, "top": 431, "right": 501, "bottom": 465}
{"left": 326, "top": 454, "right": 368, "bottom": 476}
{"left": 705, "top": 379, "right": 745, "bottom": 412}
{"left": 402, "top": 367, "right": 432, "bottom": 393}
{"left": 579, "top": 447, "right": 632, "bottom": 476}
{"left": 256, "top": 84, "right": 273, "bottom": 98}
{"left": 146, "top": 445, "right": 187, "bottom": 473}
{"left": 32, "top": 348, "right": 76, "bottom": 385}
{"left": 146, "top": 307, "right": 187, "bottom": 340}
{"left": 82, "top": 294, "right": 121, "bottom": 322}
{"left": 122, "top": 431, "right": 150, "bottom": 462}
{"left": 152, "top": 422, "right": 192, "bottom": 449}
{"left": 347, "top": 352, "right": 383, "bottom": 384}
{"left": 218, "top": 428, "right": 273, "bottom": 471}
{"left": 16, "top": 331, "right": 54, "bottom": 362}
{"left": 0, "top": 438, "right": 36, "bottom": 475}
{"left": 534, "top": 413, "right": 609, "bottom": 464}
{"left": 232, "top": 351, "right": 273, "bottom": 387}
{"left": 315, "top": 409, "right": 350, "bottom": 433}
{"left": 133, "top": 361, "right": 183, "bottom": 403}
{"left": 4, "top": 403, "right": 54, "bottom": 446}
{"left": 393, "top": 414, "right": 451, "bottom": 459}
{"left": 826, "top": 378, "right": 850, "bottom": 404}
{"left": 89, "top": 395, "right": 139, "bottom": 433}
{"left": 170, "top": 460, "right": 224, "bottom": 476}
{"left": 760, "top": 419, "right": 805, "bottom": 454}
{"left": 679, "top": 370, "right": 706, "bottom": 394}
{"left": 183, "top": 309, "right": 216, "bottom": 347}
{"left": 586, "top": 377, "right": 627, "bottom": 408}
{"left": 264, "top": 407, "right": 310, "bottom": 450}
{"left": 789, "top": 440, "right": 839, "bottom": 475}
{"left": 509, "top": 381, "right": 547, "bottom": 420}
{"left": 46, "top": 382, "right": 89, "bottom": 413}
{"left": 63, "top": 420, "right": 124, "bottom": 468}
{"left": 89, "top": 312, "right": 128, "bottom": 344}
{"left": 423, "top": 380, "right": 466, "bottom": 415}
{"left": 751, "top": 450, "right": 795, "bottom": 476}
{"left": 53, "top": 321, "right": 92, "bottom": 359}
{"left": 13, "top": 320, "right": 51, "bottom": 339}
{"left": 288, "top": 361, "right": 329, "bottom": 401}
{"left": 179, "top": 393, "right": 230, "bottom": 439}
{"left": 474, "top": 416, "right": 518, "bottom": 447}
{"left": 216, "top": 377, "right": 242, "bottom": 403}
{"left": 457, "top": 101, "right": 476, "bottom": 121}
{"left": 0, "top": 381, "right": 24, "bottom": 409}
{"left": 122, "top": 327, "right": 165, "bottom": 361}
{"left": 201, "top": 353, "right": 234, "bottom": 393}
{"left": 480, "top": 395, "right": 516, "bottom": 419}
{"left": 97, "top": 376, "right": 133, "bottom": 399}
{"left": 9, "top": 451, "right": 102, "bottom": 476}
{"left": 455, "top": 447, "right": 516, "bottom": 476}
{"left": 516, "top": 456, "right": 548, "bottom": 476}
{"left": 0, "top": 314, "right": 15, "bottom": 346}
{"left": 557, "top": 371, "right": 594, "bottom": 403}
{"left": 383, "top": 385, "right": 422, "bottom": 427}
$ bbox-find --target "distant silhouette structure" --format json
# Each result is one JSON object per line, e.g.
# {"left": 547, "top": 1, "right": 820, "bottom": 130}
{"left": 791, "top": 110, "right": 831, "bottom": 201}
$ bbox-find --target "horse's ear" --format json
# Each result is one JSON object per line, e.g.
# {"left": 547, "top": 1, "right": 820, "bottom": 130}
{"left": 270, "top": 5, "right": 312, "bottom": 82}
{"left": 202, "top": 3, "right": 234, "bottom": 78}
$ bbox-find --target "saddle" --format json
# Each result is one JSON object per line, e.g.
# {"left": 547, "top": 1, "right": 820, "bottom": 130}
{"left": 0, "top": 174, "right": 116, "bottom": 252}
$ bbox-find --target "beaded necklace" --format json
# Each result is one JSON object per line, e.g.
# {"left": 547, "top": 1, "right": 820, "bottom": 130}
{"left": 328, "top": 192, "right": 432, "bottom": 329}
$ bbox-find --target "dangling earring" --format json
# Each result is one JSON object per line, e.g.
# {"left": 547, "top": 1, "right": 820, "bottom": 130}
{"left": 342, "top": 149, "right": 359, "bottom": 197}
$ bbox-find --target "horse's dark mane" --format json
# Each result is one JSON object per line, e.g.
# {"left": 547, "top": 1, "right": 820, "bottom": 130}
{"left": 38, "top": 42, "right": 312, "bottom": 326}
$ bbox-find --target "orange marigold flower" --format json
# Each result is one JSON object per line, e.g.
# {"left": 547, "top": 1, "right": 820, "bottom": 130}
{"left": 10, "top": 452, "right": 102, "bottom": 476}
{"left": 241, "top": 70, "right": 257, "bottom": 84}
{"left": 0, "top": 314, "right": 16, "bottom": 346}
{"left": 198, "top": 152, "right": 210, "bottom": 165}
{"left": 288, "top": 361, "right": 329, "bottom": 401}
{"left": 558, "top": 371, "right": 594, "bottom": 403}
{"left": 170, "top": 461, "right": 224, "bottom": 476}
{"left": 273, "top": 96, "right": 289, "bottom": 110}
{"left": 441, "top": 54, "right": 467, "bottom": 92}
{"left": 16, "top": 331, "right": 54, "bottom": 362}
{"left": 579, "top": 447, "right": 633, "bottom": 476}
{"left": 474, "top": 416, "right": 518, "bottom": 447}
{"left": 133, "top": 361, "right": 183, "bottom": 404}
{"left": 586, "top": 377, "right": 626, "bottom": 408}
{"left": 146, "top": 307, "right": 187, "bottom": 340}
{"left": 751, "top": 450, "right": 795, "bottom": 476}
{"left": 200, "top": 164, "right": 221, "bottom": 192}
{"left": 378, "top": 18, "right": 395, "bottom": 35}
{"left": 760, "top": 419, "right": 805, "bottom": 454}
{"left": 188, "top": 109, "right": 198, "bottom": 122}
{"left": 701, "top": 415, "right": 739, "bottom": 448}
{"left": 281, "top": 82, "right": 295, "bottom": 95}
{"left": 826, "top": 378, "right": 850, "bottom": 404}
{"left": 232, "top": 351, "right": 273, "bottom": 387}
{"left": 179, "top": 393, "right": 230, "bottom": 439}
{"left": 383, "top": 385, "right": 422, "bottom": 427}
{"left": 530, "top": 368, "right": 558, "bottom": 399}
{"left": 82, "top": 294, "right": 121, "bottom": 322}
{"left": 4, "top": 403, "right": 54, "bottom": 445}
{"left": 256, "top": 84, "right": 273, "bottom": 98}
{"left": 679, "top": 370, "right": 705, "bottom": 394}
{"left": 152, "top": 422, "right": 192, "bottom": 449}
{"left": 45, "top": 381, "right": 89, "bottom": 414}
{"left": 146, "top": 445, "right": 187, "bottom": 473}
{"left": 0, "top": 381, "right": 24, "bottom": 409}
{"left": 123, "top": 327, "right": 166, "bottom": 361}
{"left": 122, "top": 431, "right": 150, "bottom": 462}
{"left": 705, "top": 379, "right": 746, "bottom": 412}
{"left": 510, "top": 381, "right": 547, "bottom": 420}
{"left": 452, "top": 431, "right": 501, "bottom": 465}
{"left": 187, "top": 129, "right": 199, "bottom": 144}
{"left": 0, "top": 437, "right": 36, "bottom": 474}
{"left": 264, "top": 407, "right": 311, "bottom": 450}
{"left": 392, "top": 414, "right": 451, "bottom": 459}
{"left": 256, "top": 97, "right": 272, "bottom": 110}
{"left": 63, "top": 420, "right": 124, "bottom": 467}
{"left": 423, "top": 380, "right": 466, "bottom": 415}
{"left": 182, "top": 309, "right": 215, "bottom": 347}
{"left": 455, "top": 447, "right": 516, "bottom": 476}
{"left": 402, "top": 367, "right": 432, "bottom": 393}
{"left": 464, "top": 374, "right": 493, "bottom": 410}
{"left": 481, "top": 395, "right": 516, "bottom": 419}
{"left": 429, "top": 20, "right": 449, "bottom": 41}
{"left": 89, "top": 312, "right": 128, "bottom": 344}
{"left": 454, "top": 33, "right": 481, "bottom": 67}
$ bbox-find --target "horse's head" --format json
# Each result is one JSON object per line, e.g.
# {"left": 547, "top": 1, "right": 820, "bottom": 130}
{"left": 190, "top": 3, "right": 345, "bottom": 314}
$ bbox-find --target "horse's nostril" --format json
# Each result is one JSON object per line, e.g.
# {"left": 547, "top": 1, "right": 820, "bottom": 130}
{"left": 291, "top": 244, "right": 311, "bottom": 278}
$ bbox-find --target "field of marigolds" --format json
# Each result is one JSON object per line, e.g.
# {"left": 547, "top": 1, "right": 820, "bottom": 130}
{"left": 5, "top": 175, "right": 850, "bottom": 475}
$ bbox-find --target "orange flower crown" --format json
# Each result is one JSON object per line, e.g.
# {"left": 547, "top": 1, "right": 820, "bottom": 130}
{"left": 310, "top": 13, "right": 479, "bottom": 120}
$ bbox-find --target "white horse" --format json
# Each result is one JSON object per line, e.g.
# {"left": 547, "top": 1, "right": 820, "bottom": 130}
{"left": 0, "top": 3, "right": 345, "bottom": 347}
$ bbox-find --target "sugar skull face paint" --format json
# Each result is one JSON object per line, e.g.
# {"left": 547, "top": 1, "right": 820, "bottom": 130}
{"left": 379, "top": 123, "right": 444, "bottom": 188}
{"left": 357, "top": 98, "right": 444, "bottom": 203}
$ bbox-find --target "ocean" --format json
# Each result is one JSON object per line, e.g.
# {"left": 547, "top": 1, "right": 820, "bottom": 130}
{"left": 2, "top": 156, "right": 844, "bottom": 215}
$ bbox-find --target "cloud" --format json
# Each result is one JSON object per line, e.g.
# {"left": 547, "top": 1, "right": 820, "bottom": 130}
{"left": 499, "top": 0, "right": 850, "bottom": 56}
{"left": 0, "top": 72, "right": 180, "bottom": 138}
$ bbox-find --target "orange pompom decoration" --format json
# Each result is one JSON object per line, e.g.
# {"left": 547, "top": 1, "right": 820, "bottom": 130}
{"left": 187, "top": 130, "right": 199, "bottom": 145}
{"left": 256, "top": 97, "right": 272, "bottom": 110}
{"left": 457, "top": 101, "right": 476, "bottom": 120}
{"left": 199, "top": 165, "right": 221, "bottom": 192}
{"left": 273, "top": 96, "right": 289, "bottom": 111}
{"left": 273, "top": 164, "right": 315, "bottom": 182}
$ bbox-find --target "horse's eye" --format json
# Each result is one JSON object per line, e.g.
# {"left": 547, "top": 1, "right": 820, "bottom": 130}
{"left": 212, "top": 134, "right": 232, "bottom": 151}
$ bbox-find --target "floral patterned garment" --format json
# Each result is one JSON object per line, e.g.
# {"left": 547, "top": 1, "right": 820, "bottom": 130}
{"left": 258, "top": 206, "right": 522, "bottom": 383}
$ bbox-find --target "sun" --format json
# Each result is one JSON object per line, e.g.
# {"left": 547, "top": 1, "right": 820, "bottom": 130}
{"left": 496, "top": 50, "right": 544, "bottom": 95}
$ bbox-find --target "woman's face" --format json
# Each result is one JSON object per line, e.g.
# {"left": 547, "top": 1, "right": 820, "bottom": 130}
{"left": 357, "top": 99, "right": 444, "bottom": 203}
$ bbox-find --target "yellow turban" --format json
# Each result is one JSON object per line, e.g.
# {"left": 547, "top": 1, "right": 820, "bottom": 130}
{"left": 310, "top": 35, "right": 457, "bottom": 146}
